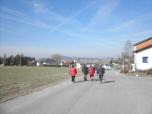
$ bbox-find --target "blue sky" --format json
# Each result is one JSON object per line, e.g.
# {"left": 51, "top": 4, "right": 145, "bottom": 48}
{"left": 0, "top": 0, "right": 152, "bottom": 58}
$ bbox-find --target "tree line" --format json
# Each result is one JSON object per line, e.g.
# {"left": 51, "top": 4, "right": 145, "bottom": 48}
{"left": 0, "top": 54, "right": 36, "bottom": 66}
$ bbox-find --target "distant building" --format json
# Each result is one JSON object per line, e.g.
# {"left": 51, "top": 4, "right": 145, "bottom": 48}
{"left": 37, "top": 62, "right": 40, "bottom": 66}
{"left": 76, "top": 62, "right": 81, "bottom": 69}
{"left": 62, "top": 61, "right": 73, "bottom": 67}
{"left": 133, "top": 37, "right": 152, "bottom": 70}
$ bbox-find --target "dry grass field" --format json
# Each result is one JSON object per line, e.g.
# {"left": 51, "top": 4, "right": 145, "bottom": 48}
{"left": 0, "top": 66, "right": 82, "bottom": 103}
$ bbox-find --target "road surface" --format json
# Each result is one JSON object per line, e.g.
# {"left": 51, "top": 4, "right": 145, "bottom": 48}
{"left": 0, "top": 70, "right": 152, "bottom": 114}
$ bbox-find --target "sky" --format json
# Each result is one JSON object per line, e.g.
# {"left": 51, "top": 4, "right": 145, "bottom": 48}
{"left": 0, "top": 0, "right": 152, "bottom": 58}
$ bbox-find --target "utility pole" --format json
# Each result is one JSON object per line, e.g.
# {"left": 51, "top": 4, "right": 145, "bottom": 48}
{"left": 128, "top": 55, "right": 131, "bottom": 71}
{"left": 123, "top": 59, "right": 125, "bottom": 74}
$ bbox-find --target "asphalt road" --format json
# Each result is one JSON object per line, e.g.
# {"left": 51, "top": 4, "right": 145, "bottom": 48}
{"left": 0, "top": 70, "right": 152, "bottom": 114}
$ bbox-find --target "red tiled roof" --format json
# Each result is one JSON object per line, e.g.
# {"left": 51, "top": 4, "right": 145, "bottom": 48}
{"left": 134, "top": 37, "right": 152, "bottom": 52}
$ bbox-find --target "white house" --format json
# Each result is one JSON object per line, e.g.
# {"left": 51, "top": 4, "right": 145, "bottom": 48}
{"left": 133, "top": 37, "right": 152, "bottom": 70}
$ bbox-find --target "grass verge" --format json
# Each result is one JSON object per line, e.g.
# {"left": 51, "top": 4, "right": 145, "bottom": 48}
{"left": 0, "top": 66, "right": 82, "bottom": 103}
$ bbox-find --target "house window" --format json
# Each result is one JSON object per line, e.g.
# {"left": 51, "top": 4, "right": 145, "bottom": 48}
{"left": 142, "top": 57, "right": 148, "bottom": 63}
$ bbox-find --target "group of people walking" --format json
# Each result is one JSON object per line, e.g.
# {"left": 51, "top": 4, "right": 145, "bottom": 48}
{"left": 69, "top": 64, "right": 105, "bottom": 83}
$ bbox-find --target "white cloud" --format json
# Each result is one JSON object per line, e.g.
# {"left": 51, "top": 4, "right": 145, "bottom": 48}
{"left": 133, "top": 30, "right": 152, "bottom": 36}
{"left": 0, "top": 7, "right": 82, "bottom": 38}
{"left": 32, "top": 2, "right": 49, "bottom": 13}
{"left": 13, "top": 0, "right": 96, "bottom": 40}
{"left": 86, "top": 0, "right": 120, "bottom": 27}
{"left": 0, "top": 14, "right": 53, "bottom": 30}
{"left": 50, "top": 2, "right": 94, "bottom": 32}
{"left": 1, "top": 7, "right": 28, "bottom": 18}
{"left": 109, "top": 12, "right": 152, "bottom": 32}
{"left": 29, "top": 1, "right": 67, "bottom": 22}
{"left": 110, "top": 20, "right": 136, "bottom": 32}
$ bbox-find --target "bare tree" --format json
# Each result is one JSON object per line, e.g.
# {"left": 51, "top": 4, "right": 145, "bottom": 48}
{"left": 0, "top": 56, "right": 2, "bottom": 64}
{"left": 14, "top": 54, "right": 21, "bottom": 66}
{"left": 124, "top": 40, "right": 132, "bottom": 57}
{"left": 122, "top": 40, "right": 133, "bottom": 70}
{"left": 51, "top": 54, "right": 62, "bottom": 65}
{"left": 3, "top": 54, "right": 7, "bottom": 66}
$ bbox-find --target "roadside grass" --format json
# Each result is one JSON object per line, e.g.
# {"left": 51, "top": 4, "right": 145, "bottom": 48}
{"left": 126, "top": 71, "right": 152, "bottom": 77}
{"left": 0, "top": 66, "right": 82, "bottom": 103}
{"left": 114, "top": 69, "right": 152, "bottom": 77}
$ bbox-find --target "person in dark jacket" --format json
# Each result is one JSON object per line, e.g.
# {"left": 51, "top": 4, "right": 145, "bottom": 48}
{"left": 82, "top": 64, "right": 88, "bottom": 81}
{"left": 69, "top": 65, "right": 77, "bottom": 82}
{"left": 97, "top": 64, "right": 105, "bottom": 83}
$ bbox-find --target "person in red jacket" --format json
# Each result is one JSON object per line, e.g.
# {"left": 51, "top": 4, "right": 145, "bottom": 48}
{"left": 69, "top": 64, "right": 77, "bottom": 82}
{"left": 89, "top": 65, "right": 95, "bottom": 81}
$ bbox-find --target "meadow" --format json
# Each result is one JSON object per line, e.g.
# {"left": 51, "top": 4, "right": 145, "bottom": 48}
{"left": 0, "top": 66, "right": 82, "bottom": 103}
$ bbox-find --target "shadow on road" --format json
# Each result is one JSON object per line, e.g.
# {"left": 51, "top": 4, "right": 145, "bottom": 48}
{"left": 93, "top": 79, "right": 99, "bottom": 81}
{"left": 103, "top": 80, "right": 115, "bottom": 84}
{"left": 74, "top": 80, "right": 115, "bottom": 84}
{"left": 74, "top": 80, "right": 89, "bottom": 83}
